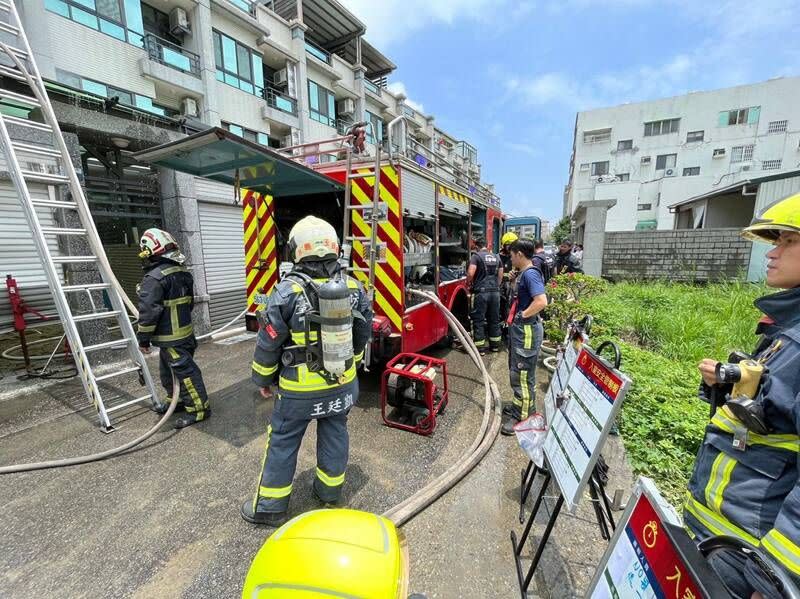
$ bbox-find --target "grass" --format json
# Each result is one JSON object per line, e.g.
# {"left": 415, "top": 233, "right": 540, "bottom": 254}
{"left": 579, "top": 279, "right": 768, "bottom": 502}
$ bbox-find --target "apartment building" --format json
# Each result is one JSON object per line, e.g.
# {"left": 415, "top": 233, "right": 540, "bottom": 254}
{"left": 3, "top": 0, "right": 498, "bottom": 332}
{"left": 564, "top": 77, "right": 800, "bottom": 232}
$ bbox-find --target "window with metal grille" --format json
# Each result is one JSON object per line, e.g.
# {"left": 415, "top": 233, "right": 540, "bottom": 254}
{"left": 616, "top": 173, "right": 630, "bottom": 182}
{"left": 683, "top": 167, "right": 700, "bottom": 176}
{"left": 686, "top": 130, "right": 704, "bottom": 143}
{"left": 768, "top": 120, "right": 788, "bottom": 134}
{"left": 583, "top": 128, "right": 612, "bottom": 144}
{"left": 616, "top": 139, "right": 633, "bottom": 151}
{"left": 655, "top": 153, "right": 677, "bottom": 170}
{"left": 591, "top": 161, "right": 609, "bottom": 176}
{"left": 762, "top": 159, "right": 782, "bottom": 170}
{"left": 644, "top": 118, "right": 680, "bottom": 137}
{"left": 731, "top": 145, "right": 754, "bottom": 163}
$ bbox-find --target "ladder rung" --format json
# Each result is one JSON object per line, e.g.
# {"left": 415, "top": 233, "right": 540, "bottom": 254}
{"left": 105, "top": 395, "right": 153, "bottom": 414}
{"left": 40, "top": 226, "right": 86, "bottom": 236}
{"left": 84, "top": 339, "right": 130, "bottom": 352}
{"left": 72, "top": 310, "right": 121, "bottom": 323}
{"left": 95, "top": 366, "right": 142, "bottom": 382}
{"left": 62, "top": 283, "right": 111, "bottom": 292}
{"left": 13, "top": 141, "right": 61, "bottom": 158}
{"left": 0, "top": 20, "right": 19, "bottom": 35}
{"left": 31, "top": 198, "right": 77, "bottom": 209}
{"left": 0, "top": 88, "right": 39, "bottom": 107}
{"left": 51, "top": 255, "right": 97, "bottom": 264}
{"left": 348, "top": 266, "right": 371, "bottom": 272}
{"left": 345, "top": 236, "right": 371, "bottom": 241}
{"left": 0, "top": 63, "right": 27, "bottom": 82}
{"left": 346, "top": 204, "right": 373, "bottom": 210}
{"left": 4, "top": 114, "right": 51, "bottom": 132}
{"left": 21, "top": 170, "right": 69, "bottom": 184}
{"left": 0, "top": 1, "right": 12, "bottom": 12}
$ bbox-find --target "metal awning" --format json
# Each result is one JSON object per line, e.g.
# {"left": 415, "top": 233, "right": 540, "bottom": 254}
{"left": 668, "top": 168, "right": 800, "bottom": 211}
{"left": 133, "top": 128, "right": 344, "bottom": 199}
{"left": 336, "top": 39, "right": 396, "bottom": 79}
{"left": 273, "top": 0, "right": 364, "bottom": 50}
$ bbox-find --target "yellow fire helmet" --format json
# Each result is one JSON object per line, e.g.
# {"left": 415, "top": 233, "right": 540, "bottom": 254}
{"left": 742, "top": 192, "right": 800, "bottom": 243}
{"left": 241, "top": 509, "right": 409, "bottom": 599}
{"left": 288, "top": 215, "right": 340, "bottom": 263}
{"left": 501, "top": 231, "right": 519, "bottom": 247}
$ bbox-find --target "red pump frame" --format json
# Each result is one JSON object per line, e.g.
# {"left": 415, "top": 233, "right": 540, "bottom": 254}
{"left": 380, "top": 352, "right": 449, "bottom": 436}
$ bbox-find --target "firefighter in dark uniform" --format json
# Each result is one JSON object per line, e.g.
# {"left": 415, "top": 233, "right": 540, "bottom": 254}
{"left": 684, "top": 193, "right": 800, "bottom": 597}
{"left": 136, "top": 228, "right": 209, "bottom": 429}
{"left": 468, "top": 235, "right": 504, "bottom": 354}
{"left": 499, "top": 232, "right": 518, "bottom": 325}
{"left": 502, "top": 238, "right": 548, "bottom": 436}
{"left": 241, "top": 216, "right": 373, "bottom": 527}
{"left": 554, "top": 238, "right": 583, "bottom": 274}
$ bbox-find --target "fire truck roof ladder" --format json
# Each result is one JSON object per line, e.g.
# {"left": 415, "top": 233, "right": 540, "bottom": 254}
{"left": 0, "top": 1, "right": 161, "bottom": 432}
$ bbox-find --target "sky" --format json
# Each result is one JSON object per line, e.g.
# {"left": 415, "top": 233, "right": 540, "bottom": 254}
{"left": 340, "top": 0, "right": 800, "bottom": 224}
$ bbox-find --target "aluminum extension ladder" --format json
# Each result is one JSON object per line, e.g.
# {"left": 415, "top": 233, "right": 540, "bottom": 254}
{"left": 0, "top": 0, "right": 161, "bottom": 432}
{"left": 340, "top": 125, "right": 388, "bottom": 366}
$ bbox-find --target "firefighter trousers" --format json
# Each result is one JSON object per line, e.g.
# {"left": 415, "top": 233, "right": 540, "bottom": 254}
{"left": 157, "top": 338, "right": 209, "bottom": 418}
{"left": 506, "top": 316, "right": 542, "bottom": 420}
{"left": 470, "top": 290, "right": 502, "bottom": 350}
{"left": 253, "top": 392, "right": 352, "bottom": 514}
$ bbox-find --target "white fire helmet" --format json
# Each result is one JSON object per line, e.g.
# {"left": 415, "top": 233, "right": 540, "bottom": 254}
{"left": 288, "top": 216, "right": 340, "bottom": 263}
{"left": 139, "top": 228, "right": 184, "bottom": 263}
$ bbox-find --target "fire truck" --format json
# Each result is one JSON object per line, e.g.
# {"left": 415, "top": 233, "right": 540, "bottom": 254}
{"left": 135, "top": 120, "right": 503, "bottom": 361}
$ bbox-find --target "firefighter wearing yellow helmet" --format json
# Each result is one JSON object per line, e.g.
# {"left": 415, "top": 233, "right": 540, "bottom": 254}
{"left": 242, "top": 216, "right": 373, "bottom": 527}
{"left": 498, "top": 231, "right": 519, "bottom": 324}
{"left": 685, "top": 192, "right": 800, "bottom": 596}
{"left": 241, "top": 509, "right": 409, "bottom": 598}
{"left": 137, "top": 228, "right": 210, "bottom": 428}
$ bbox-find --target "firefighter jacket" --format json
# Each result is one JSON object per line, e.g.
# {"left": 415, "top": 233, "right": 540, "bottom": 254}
{"left": 554, "top": 250, "right": 582, "bottom": 275}
{"left": 470, "top": 250, "right": 502, "bottom": 293}
{"left": 251, "top": 274, "right": 373, "bottom": 401}
{"left": 685, "top": 286, "right": 800, "bottom": 589}
{"left": 136, "top": 259, "right": 195, "bottom": 348}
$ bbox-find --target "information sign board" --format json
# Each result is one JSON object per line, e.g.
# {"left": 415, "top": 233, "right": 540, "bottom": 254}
{"left": 543, "top": 327, "right": 588, "bottom": 424}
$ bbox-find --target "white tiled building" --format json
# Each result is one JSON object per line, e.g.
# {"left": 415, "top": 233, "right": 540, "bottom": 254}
{"left": 564, "top": 77, "right": 800, "bottom": 232}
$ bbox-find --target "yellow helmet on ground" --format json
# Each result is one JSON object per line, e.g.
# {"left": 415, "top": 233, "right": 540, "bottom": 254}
{"left": 501, "top": 232, "right": 518, "bottom": 247}
{"left": 288, "top": 216, "right": 340, "bottom": 263}
{"left": 742, "top": 192, "right": 800, "bottom": 243}
{"left": 242, "top": 509, "right": 408, "bottom": 599}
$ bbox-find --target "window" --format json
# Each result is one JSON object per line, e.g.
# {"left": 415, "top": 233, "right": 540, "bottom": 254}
{"left": 644, "top": 118, "right": 680, "bottom": 137}
{"left": 686, "top": 130, "right": 704, "bottom": 143}
{"left": 637, "top": 203, "right": 652, "bottom": 211}
{"left": 640, "top": 156, "right": 652, "bottom": 165}
{"left": 308, "top": 80, "right": 336, "bottom": 127}
{"left": 212, "top": 30, "right": 264, "bottom": 96}
{"left": 616, "top": 139, "right": 633, "bottom": 151}
{"left": 583, "top": 128, "right": 611, "bottom": 144}
{"left": 365, "top": 110, "right": 384, "bottom": 145}
{"left": 55, "top": 70, "right": 173, "bottom": 117}
{"left": 45, "top": 0, "right": 144, "bottom": 46}
{"left": 616, "top": 173, "right": 630, "bottom": 182}
{"left": 719, "top": 106, "right": 760, "bottom": 126}
{"left": 683, "top": 167, "right": 700, "bottom": 176}
{"left": 579, "top": 163, "right": 590, "bottom": 171}
{"left": 712, "top": 148, "right": 726, "bottom": 158}
{"left": 731, "top": 144, "right": 754, "bottom": 163}
{"left": 768, "top": 120, "right": 788, "bottom": 134}
{"left": 591, "top": 161, "right": 609, "bottom": 176}
{"left": 655, "top": 153, "right": 677, "bottom": 170}
{"left": 762, "top": 159, "right": 782, "bottom": 170}
{"left": 223, "top": 122, "right": 268, "bottom": 146}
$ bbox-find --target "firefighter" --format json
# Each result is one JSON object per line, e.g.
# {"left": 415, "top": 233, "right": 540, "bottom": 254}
{"left": 502, "top": 238, "right": 548, "bottom": 436}
{"left": 241, "top": 216, "right": 373, "bottom": 527}
{"left": 467, "top": 235, "right": 504, "bottom": 354}
{"left": 684, "top": 193, "right": 800, "bottom": 597}
{"left": 554, "top": 238, "right": 583, "bottom": 274}
{"left": 137, "top": 228, "right": 210, "bottom": 429}
{"left": 499, "top": 231, "right": 518, "bottom": 274}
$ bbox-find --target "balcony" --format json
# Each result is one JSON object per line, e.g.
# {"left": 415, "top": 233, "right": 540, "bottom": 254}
{"left": 228, "top": 0, "right": 256, "bottom": 15}
{"left": 262, "top": 86, "right": 297, "bottom": 115}
{"left": 144, "top": 33, "right": 200, "bottom": 77}
{"left": 364, "top": 79, "right": 381, "bottom": 96}
{"left": 305, "top": 41, "right": 332, "bottom": 65}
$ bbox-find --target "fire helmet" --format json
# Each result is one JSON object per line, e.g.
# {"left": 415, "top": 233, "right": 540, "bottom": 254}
{"left": 139, "top": 228, "right": 183, "bottom": 262}
{"left": 742, "top": 192, "right": 800, "bottom": 243}
{"left": 501, "top": 232, "right": 519, "bottom": 247}
{"left": 288, "top": 216, "right": 340, "bottom": 263}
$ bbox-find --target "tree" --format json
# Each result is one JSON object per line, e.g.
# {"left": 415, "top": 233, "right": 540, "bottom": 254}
{"left": 551, "top": 215, "right": 572, "bottom": 244}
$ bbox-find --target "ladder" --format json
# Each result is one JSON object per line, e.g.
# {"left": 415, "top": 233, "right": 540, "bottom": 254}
{"left": 340, "top": 124, "right": 388, "bottom": 366}
{"left": 0, "top": 1, "right": 161, "bottom": 432}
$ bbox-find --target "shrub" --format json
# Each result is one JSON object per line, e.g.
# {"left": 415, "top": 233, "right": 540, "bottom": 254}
{"left": 543, "top": 273, "right": 608, "bottom": 343}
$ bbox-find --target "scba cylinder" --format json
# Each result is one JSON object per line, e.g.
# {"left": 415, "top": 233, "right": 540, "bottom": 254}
{"left": 318, "top": 278, "right": 354, "bottom": 377}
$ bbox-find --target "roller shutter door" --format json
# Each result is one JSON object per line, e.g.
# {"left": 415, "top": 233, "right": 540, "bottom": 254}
{"left": 401, "top": 169, "right": 436, "bottom": 219}
{"left": 198, "top": 201, "right": 247, "bottom": 329}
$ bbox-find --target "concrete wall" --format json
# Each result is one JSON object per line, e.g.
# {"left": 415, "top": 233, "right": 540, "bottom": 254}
{"left": 602, "top": 229, "right": 751, "bottom": 281}
{"left": 567, "top": 76, "right": 800, "bottom": 230}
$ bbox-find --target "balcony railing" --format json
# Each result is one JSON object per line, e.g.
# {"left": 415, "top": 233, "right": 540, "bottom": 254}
{"left": 305, "top": 41, "right": 332, "bottom": 65}
{"left": 228, "top": 0, "right": 257, "bottom": 15}
{"left": 402, "top": 105, "right": 416, "bottom": 118}
{"left": 144, "top": 33, "right": 200, "bottom": 77}
{"left": 262, "top": 86, "right": 297, "bottom": 115}
{"left": 364, "top": 79, "right": 381, "bottom": 95}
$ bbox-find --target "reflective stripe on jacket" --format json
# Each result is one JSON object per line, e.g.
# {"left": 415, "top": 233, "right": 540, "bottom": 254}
{"left": 684, "top": 287, "right": 800, "bottom": 584}
{"left": 251, "top": 274, "right": 373, "bottom": 400}
{"left": 136, "top": 261, "right": 195, "bottom": 347}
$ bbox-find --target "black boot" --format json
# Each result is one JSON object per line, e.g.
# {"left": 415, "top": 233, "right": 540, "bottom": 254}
{"left": 151, "top": 400, "right": 185, "bottom": 415}
{"left": 312, "top": 488, "right": 339, "bottom": 509}
{"left": 501, "top": 413, "right": 519, "bottom": 436}
{"left": 240, "top": 500, "right": 288, "bottom": 527}
{"left": 174, "top": 409, "right": 210, "bottom": 429}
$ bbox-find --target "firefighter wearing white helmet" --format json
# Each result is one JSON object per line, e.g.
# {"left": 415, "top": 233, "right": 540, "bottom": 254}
{"left": 242, "top": 215, "right": 373, "bottom": 527}
{"left": 137, "top": 228, "right": 210, "bottom": 428}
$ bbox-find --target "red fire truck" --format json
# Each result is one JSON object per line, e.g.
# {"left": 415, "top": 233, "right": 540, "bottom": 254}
{"left": 136, "top": 124, "right": 503, "bottom": 361}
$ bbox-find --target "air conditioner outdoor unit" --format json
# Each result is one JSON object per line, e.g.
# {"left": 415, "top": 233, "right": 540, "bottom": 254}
{"left": 273, "top": 69, "right": 288, "bottom": 88}
{"left": 180, "top": 97, "right": 198, "bottom": 117}
{"left": 337, "top": 98, "right": 355, "bottom": 116}
{"left": 665, "top": 168, "right": 676, "bottom": 177}
{"left": 713, "top": 148, "right": 726, "bottom": 158}
{"left": 641, "top": 156, "right": 651, "bottom": 164}
{"left": 169, "top": 7, "right": 190, "bottom": 36}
